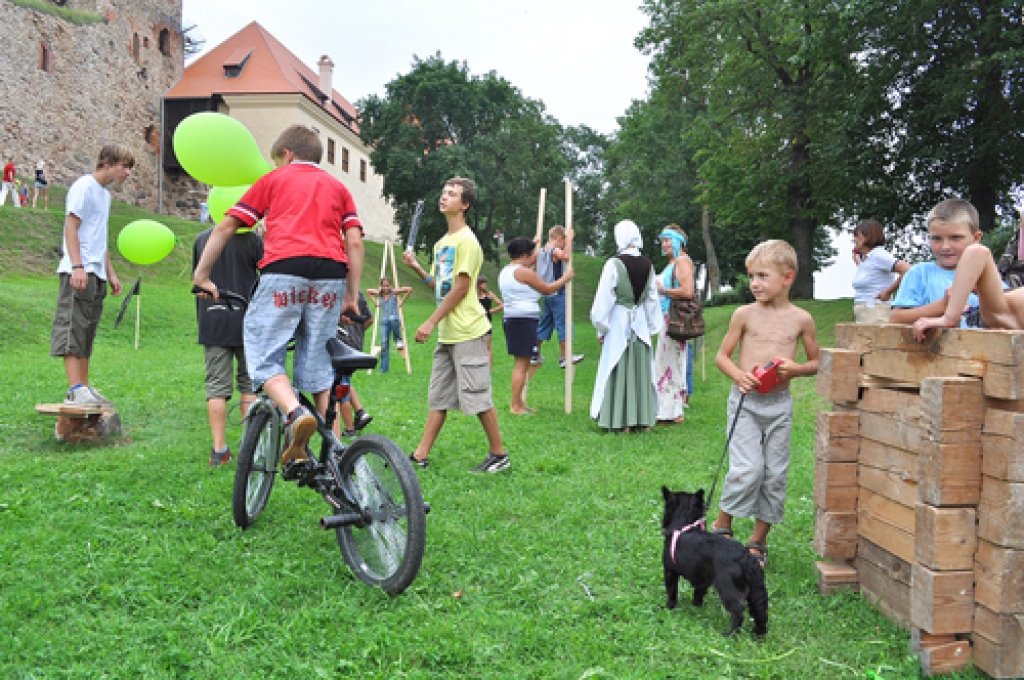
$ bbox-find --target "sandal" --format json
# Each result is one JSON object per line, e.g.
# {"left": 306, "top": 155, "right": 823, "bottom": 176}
{"left": 746, "top": 541, "right": 767, "bottom": 569}
{"left": 710, "top": 526, "right": 734, "bottom": 540}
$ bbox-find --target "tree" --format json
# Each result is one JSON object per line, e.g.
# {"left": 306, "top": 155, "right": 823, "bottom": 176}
{"left": 849, "top": 0, "right": 1024, "bottom": 243}
{"left": 561, "top": 125, "right": 610, "bottom": 252}
{"left": 358, "top": 54, "right": 569, "bottom": 264}
{"left": 637, "top": 0, "right": 863, "bottom": 298}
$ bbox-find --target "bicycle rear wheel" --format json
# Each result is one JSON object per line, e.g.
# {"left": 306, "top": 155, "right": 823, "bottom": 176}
{"left": 232, "top": 400, "right": 278, "bottom": 529}
{"left": 334, "top": 434, "right": 426, "bottom": 594}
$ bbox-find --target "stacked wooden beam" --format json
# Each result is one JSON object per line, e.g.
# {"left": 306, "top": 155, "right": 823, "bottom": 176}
{"left": 813, "top": 323, "right": 1024, "bottom": 678}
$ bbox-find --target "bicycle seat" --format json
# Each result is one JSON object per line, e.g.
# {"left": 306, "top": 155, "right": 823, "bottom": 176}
{"left": 326, "top": 337, "right": 378, "bottom": 372}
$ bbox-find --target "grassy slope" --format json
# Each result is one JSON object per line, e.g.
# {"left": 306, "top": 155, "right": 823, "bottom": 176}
{"left": 0, "top": 200, "right": 984, "bottom": 679}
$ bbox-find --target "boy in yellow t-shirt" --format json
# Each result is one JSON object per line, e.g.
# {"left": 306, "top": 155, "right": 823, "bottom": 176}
{"left": 403, "top": 177, "right": 508, "bottom": 473}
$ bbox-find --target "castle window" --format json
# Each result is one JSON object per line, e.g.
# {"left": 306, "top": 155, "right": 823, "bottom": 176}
{"left": 360, "top": 159, "right": 367, "bottom": 182}
{"left": 327, "top": 139, "right": 335, "bottom": 165}
{"left": 143, "top": 36, "right": 150, "bottom": 49}
{"left": 341, "top": 147, "right": 349, "bottom": 172}
{"left": 158, "top": 29, "right": 171, "bottom": 56}
{"left": 39, "top": 42, "right": 53, "bottom": 72}
{"left": 132, "top": 33, "right": 140, "bottom": 62}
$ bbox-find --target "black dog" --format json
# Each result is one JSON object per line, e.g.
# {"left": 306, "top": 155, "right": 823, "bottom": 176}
{"left": 661, "top": 486, "right": 768, "bottom": 637}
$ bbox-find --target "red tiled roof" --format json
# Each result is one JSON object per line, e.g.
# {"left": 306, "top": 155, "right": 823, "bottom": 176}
{"left": 165, "top": 22, "right": 359, "bottom": 133}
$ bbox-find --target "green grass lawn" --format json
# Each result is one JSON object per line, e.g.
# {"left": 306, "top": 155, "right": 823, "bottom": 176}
{"left": 0, "top": 202, "right": 987, "bottom": 679}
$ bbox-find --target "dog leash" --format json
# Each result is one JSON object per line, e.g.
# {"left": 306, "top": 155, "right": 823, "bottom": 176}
{"left": 704, "top": 391, "right": 746, "bottom": 518}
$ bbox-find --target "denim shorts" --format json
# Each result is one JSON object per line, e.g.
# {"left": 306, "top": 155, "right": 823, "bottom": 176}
{"left": 537, "top": 293, "right": 566, "bottom": 342}
{"left": 244, "top": 273, "right": 347, "bottom": 394}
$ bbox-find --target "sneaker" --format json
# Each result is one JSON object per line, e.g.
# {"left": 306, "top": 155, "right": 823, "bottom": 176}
{"left": 209, "top": 447, "right": 232, "bottom": 466}
{"left": 64, "top": 385, "right": 102, "bottom": 408}
{"left": 530, "top": 355, "right": 544, "bottom": 366}
{"left": 470, "top": 452, "right": 510, "bottom": 474}
{"left": 395, "top": 340, "right": 405, "bottom": 350}
{"left": 409, "top": 454, "right": 428, "bottom": 470}
{"left": 558, "top": 354, "right": 585, "bottom": 369}
{"left": 341, "top": 429, "right": 358, "bottom": 438}
{"left": 281, "top": 406, "right": 317, "bottom": 466}
{"left": 88, "top": 386, "right": 115, "bottom": 408}
{"left": 354, "top": 409, "right": 373, "bottom": 431}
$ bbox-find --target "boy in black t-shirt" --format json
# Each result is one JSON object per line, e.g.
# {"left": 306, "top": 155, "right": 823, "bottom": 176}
{"left": 193, "top": 227, "right": 263, "bottom": 466}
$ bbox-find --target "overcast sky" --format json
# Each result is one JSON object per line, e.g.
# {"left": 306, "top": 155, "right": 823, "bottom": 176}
{"left": 182, "top": 0, "right": 653, "bottom": 136}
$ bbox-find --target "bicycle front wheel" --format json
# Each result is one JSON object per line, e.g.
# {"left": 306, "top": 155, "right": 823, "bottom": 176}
{"left": 334, "top": 434, "right": 426, "bottom": 594}
{"left": 232, "top": 400, "right": 278, "bottom": 529}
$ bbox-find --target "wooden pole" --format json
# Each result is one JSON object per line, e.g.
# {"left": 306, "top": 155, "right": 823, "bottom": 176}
{"left": 388, "top": 240, "right": 412, "bottom": 374}
{"left": 134, "top": 290, "right": 140, "bottom": 350}
{"left": 367, "top": 241, "right": 389, "bottom": 374}
{"left": 534, "top": 188, "right": 547, "bottom": 243}
{"left": 564, "top": 180, "right": 573, "bottom": 414}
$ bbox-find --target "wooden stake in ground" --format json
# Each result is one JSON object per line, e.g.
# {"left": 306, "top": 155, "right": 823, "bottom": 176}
{"left": 534, "top": 187, "right": 546, "bottom": 243}
{"left": 564, "top": 180, "right": 574, "bottom": 414}
{"left": 114, "top": 276, "right": 141, "bottom": 348}
{"left": 387, "top": 240, "right": 412, "bottom": 374}
{"left": 368, "top": 241, "right": 389, "bottom": 373}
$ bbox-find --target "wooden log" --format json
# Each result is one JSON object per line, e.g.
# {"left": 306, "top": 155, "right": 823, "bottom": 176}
{"left": 859, "top": 464, "right": 919, "bottom": 509}
{"left": 983, "top": 405, "right": 1024, "bottom": 438}
{"left": 817, "top": 349, "right": 862, "bottom": 403}
{"left": 54, "top": 412, "right": 121, "bottom": 443}
{"left": 918, "top": 442, "right": 982, "bottom": 507}
{"left": 813, "top": 462, "right": 857, "bottom": 498}
{"left": 917, "top": 640, "right": 971, "bottom": 677}
{"left": 857, "top": 549, "right": 911, "bottom": 628}
{"left": 978, "top": 476, "right": 1024, "bottom": 549}
{"left": 919, "top": 377, "right": 985, "bottom": 436}
{"left": 858, "top": 387, "right": 922, "bottom": 423}
{"left": 858, "top": 488, "right": 915, "bottom": 563}
{"left": 909, "top": 628, "right": 958, "bottom": 654}
{"left": 813, "top": 507, "right": 857, "bottom": 560}
{"left": 814, "top": 483, "right": 859, "bottom": 513}
{"left": 862, "top": 347, "right": 1024, "bottom": 400}
{"left": 973, "top": 606, "right": 1024, "bottom": 679}
{"left": 858, "top": 537, "right": 912, "bottom": 586}
{"left": 814, "top": 411, "right": 860, "bottom": 462}
{"left": 816, "top": 560, "right": 860, "bottom": 596}
{"left": 910, "top": 563, "right": 974, "bottom": 635}
{"left": 859, "top": 438, "right": 919, "bottom": 479}
{"left": 914, "top": 504, "right": 976, "bottom": 572}
{"left": 982, "top": 434, "right": 1024, "bottom": 483}
{"left": 836, "top": 323, "right": 1024, "bottom": 367}
{"left": 975, "top": 539, "right": 1024, "bottom": 614}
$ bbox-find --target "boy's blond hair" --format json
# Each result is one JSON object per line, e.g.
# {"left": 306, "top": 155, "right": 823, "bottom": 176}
{"left": 548, "top": 225, "right": 565, "bottom": 240}
{"left": 746, "top": 239, "right": 798, "bottom": 275}
{"left": 270, "top": 125, "right": 323, "bottom": 163}
{"left": 927, "top": 198, "right": 980, "bottom": 234}
{"left": 96, "top": 144, "right": 135, "bottom": 169}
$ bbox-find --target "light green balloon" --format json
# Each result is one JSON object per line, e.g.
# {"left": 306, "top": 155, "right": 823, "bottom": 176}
{"left": 207, "top": 185, "right": 251, "bottom": 224}
{"left": 173, "top": 112, "right": 273, "bottom": 186}
{"left": 118, "top": 220, "right": 176, "bottom": 265}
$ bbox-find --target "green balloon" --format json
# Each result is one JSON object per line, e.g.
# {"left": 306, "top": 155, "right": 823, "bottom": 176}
{"left": 173, "top": 112, "right": 273, "bottom": 186}
{"left": 118, "top": 220, "right": 176, "bottom": 265}
{"left": 207, "top": 185, "right": 251, "bottom": 224}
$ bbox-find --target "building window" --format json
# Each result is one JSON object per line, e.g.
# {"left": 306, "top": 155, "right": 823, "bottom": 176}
{"left": 158, "top": 29, "right": 171, "bottom": 56}
{"left": 360, "top": 159, "right": 367, "bottom": 182}
{"left": 132, "top": 33, "right": 140, "bottom": 61}
{"left": 341, "top": 147, "right": 349, "bottom": 172}
{"left": 39, "top": 42, "right": 53, "bottom": 72}
{"left": 327, "top": 138, "right": 335, "bottom": 164}
{"left": 143, "top": 36, "right": 150, "bottom": 49}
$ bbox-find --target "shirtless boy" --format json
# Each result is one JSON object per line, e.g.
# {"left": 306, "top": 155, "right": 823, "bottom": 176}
{"left": 712, "top": 240, "right": 820, "bottom": 567}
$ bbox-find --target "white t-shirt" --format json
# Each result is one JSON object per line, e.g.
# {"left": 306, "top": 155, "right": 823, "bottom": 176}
{"left": 851, "top": 247, "right": 897, "bottom": 304}
{"left": 58, "top": 174, "right": 111, "bottom": 279}
{"left": 499, "top": 263, "right": 542, "bottom": 319}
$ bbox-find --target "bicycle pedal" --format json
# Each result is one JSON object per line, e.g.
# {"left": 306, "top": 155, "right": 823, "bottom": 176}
{"left": 281, "top": 458, "right": 316, "bottom": 481}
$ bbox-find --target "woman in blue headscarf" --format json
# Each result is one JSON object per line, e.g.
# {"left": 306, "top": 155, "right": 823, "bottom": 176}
{"left": 653, "top": 224, "right": 694, "bottom": 424}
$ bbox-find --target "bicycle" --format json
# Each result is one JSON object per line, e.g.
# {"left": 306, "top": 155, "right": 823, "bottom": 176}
{"left": 192, "top": 287, "right": 428, "bottom": 594}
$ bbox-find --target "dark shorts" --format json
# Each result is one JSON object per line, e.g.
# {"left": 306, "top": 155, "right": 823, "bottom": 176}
{"left": 503, "top": 316, "right": 539, "bottom": 358}
{"left": 50, "top": 273, "right": 107, "bottom": 358}
{"left": 204, "top": 345, "right": 252, "bottom": 399}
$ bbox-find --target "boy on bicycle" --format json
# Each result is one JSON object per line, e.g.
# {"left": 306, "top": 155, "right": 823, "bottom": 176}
{"left": 193, "top": 125, "right": 364, "bottom": 466}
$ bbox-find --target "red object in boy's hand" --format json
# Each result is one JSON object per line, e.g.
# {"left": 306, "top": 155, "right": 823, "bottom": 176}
{"left": 753, "top": 360, "right": 782, "bottom": 394}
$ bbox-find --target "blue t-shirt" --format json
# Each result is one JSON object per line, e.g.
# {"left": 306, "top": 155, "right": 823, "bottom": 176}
{"left": 892, "top": 261, "right": 979, "bottom": 328}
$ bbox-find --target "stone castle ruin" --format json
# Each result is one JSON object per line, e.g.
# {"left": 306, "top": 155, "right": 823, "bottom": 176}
{"left": 0, "top": 0, "right": 184, "bottom": 213}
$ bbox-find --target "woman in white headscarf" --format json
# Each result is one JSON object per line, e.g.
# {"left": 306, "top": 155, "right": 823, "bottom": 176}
{"left": 590, "top": 220, "right": 664, "bottom": 432}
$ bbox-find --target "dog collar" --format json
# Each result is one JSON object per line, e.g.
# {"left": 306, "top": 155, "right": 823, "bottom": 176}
{"left": 670, "top": 518, "right": 705, "bottom": 562}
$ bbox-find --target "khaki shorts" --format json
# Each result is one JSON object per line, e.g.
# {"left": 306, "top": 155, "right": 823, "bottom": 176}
{"left": 204, "top": 345, "right": 253, "bottom": 400}
{"left": 50, "top": 273, "right": 107, "bottom": 358}
{"left": 427, "top": 335, "right": 493, "bottom": 415}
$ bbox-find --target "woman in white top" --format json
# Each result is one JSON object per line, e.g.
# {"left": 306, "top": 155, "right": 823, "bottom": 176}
{"left": 499, "top": 237, "right": 574, "bottom": 414}
{"left": 852, "top": 219, "right": 911, "bottom": 324}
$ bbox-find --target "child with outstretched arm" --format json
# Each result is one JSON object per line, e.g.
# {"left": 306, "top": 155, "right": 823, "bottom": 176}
{"left": 712, "top": 240, "right": 820, "bottom": 568}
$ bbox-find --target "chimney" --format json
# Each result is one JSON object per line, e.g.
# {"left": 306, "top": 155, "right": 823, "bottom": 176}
{"left": 317, "top": 55, "right": 334, "bottom": 107}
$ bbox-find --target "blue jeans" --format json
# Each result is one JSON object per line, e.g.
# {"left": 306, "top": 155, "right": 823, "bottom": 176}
{"left": 379, "top": 318, "right": 402, "bottom": 373}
